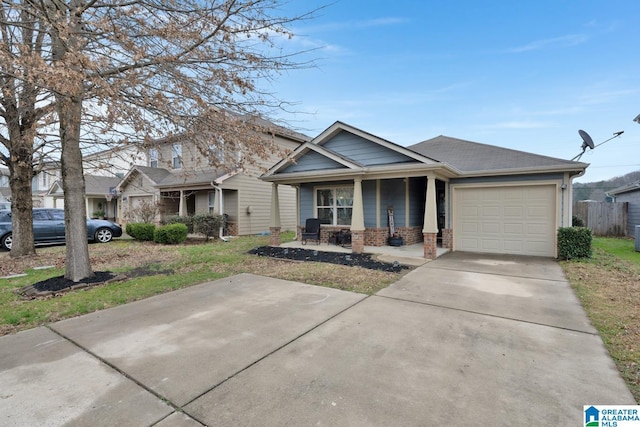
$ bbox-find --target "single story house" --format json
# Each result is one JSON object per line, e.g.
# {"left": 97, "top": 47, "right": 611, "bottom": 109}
{"left": 607, "top": 180, "right": 640, "bottom": 236}
{"left": 261, "top": 121, "right": 588, "bottom": 259}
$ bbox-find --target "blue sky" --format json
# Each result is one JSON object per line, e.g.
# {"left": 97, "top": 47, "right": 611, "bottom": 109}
{"left": 269, "top": 0, "right": 640, "bottom": 183}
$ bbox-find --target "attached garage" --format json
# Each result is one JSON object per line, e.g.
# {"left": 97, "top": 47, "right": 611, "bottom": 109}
{"left": 453, "top": 184, "right": 557, "bottom": 257}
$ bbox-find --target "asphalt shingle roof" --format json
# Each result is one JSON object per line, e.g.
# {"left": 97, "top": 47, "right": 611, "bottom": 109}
{"left": 408, "top": 135, "right": 587, "bottom": 173}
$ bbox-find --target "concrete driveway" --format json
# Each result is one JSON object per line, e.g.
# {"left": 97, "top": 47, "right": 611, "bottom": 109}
{"left": 0, "top": 253, "right": 634, "bottom": 426}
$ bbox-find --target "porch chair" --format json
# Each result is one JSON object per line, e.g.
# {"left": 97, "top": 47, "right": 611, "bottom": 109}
{"left": 301, "top": 218, "right": 322, "bottom": 245}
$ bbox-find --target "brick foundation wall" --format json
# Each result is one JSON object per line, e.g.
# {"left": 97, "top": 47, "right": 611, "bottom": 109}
{"left": 295, "top": 225, "right": 426, "bottom": 246}
{"left": 269, "top": 227, "right": 281, "bottom": 246}
{"left": 364, "top": 228, "right": 389, "bottom": 246}
{"left": 423, "top": 232, "right": 437, "bottom": 259}
{"left": 226, "top": 221, "right": 238, "bottom": 236}
{"left": 363, "top": 226, "right": 423, "bottom": 246}
{"left": 351, "top": 230, "right": 364, "bottom": 253}
{"left": 441, "top": 228, "right": 453, "bottom": 249}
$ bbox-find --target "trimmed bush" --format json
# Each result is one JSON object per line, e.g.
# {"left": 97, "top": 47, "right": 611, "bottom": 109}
{"left": 557, "top": 227, "right": 592, "bottom": 260}
{"left": 164, "top": 215, "right": 194, "bottom": 233}
{"left": 126, "top": 222, "right": 156, "bottom": 241}
{"left": 192, "top": 213, "right": 224, "bottom": 241}
{"left": 572, "top": 215, "right": 585, "bottom": 227}
{"left": 154, "top": 223, "right": 188, "bottom": 244}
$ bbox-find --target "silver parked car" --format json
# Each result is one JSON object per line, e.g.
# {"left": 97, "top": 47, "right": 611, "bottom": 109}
{"left": 0, "top": 208, "right": 123, "bottom": 251}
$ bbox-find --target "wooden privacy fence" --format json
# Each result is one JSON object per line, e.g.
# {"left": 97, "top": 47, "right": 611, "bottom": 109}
{"left": 573, "top": 201, "right": 628, "bottom": 236}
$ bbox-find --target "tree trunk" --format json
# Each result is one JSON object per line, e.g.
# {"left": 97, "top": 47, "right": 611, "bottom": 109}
{"left": 59, "top": 92, "right": 93, "bottom": 282}
{"left": 7, "top": 135, "right": 36, "bottom": 257}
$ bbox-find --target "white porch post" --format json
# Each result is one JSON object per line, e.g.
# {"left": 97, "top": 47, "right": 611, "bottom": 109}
{"left": 351, "top": 177, "right": 365, "bottom": 253}
{"left": 269, "top": 183, "right": 281, "bottom": 246}
{"left": 422, "top": 175, "right": 438, "bottom": 259}
{"left": 179, "top": 190, "right": 186, "bottom": 217}
{"left": 423, "top": 176, "right": 438, "bottom": 233}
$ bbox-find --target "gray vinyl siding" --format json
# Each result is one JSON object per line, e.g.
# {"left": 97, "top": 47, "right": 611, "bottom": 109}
{"left": 363, "top": 180, "right": 377, "bottom": 227}
{"left": 281, "top": 151, "right": 347, "bottom": 173}
{"left": 613, "top": 191, "right": 640, "bottom": 236}
{"left": 450, "top": 173, "right": 564, "bottom": 185}
{"left": 323, "top": 131, "right": 415, "bottom": 166}
{"left": 299, "top": 185, "right": 314, "bottom": 223}
{"left": 409, "top": 177, "right": 427, "bottom": 227}
{"left": 379, "top": 178, "right": 406, "bottom": 227}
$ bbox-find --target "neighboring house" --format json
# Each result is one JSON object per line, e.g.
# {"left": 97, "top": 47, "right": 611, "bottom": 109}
{"left": 1, "top": 163, "right": 61, "bottom": 208}
{"left": 83, "top": 144, "right": 148, "bottom": 178}
{"left": 0, "top": 167, "right": 9, "bottom": 202}
{"left": 261, "top": 121, "right": 587, "bottom": 259}
{"left": 44, "top": 145, "right": 147, "bottom": 216}
{"left": 116, "top": 124, "right": 309, "bottom": 235}
{"left": 48, "top": 175, "right": 123, "bottom": 221}
{"left": 607, "top": 180, "right": 640, "bottom": 236}
{"left": 32, "top": 163, "right": 61, "bottom": 208}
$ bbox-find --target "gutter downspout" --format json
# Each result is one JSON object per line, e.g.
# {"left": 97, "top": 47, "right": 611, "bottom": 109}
{"left": 210, "top": 182, "right": 229, "bottom": 242}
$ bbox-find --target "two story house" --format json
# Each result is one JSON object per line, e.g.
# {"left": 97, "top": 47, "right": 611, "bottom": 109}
{"left": 116, "top": 123, "right": 309, "bottom": 235}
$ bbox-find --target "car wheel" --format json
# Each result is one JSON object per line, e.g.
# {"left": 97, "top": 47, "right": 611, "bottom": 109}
{"left": 1, "top": 233, "right": 12, "bottom": 251}
{"left": 95, "top": 228, "right": 113, "bottom": 243}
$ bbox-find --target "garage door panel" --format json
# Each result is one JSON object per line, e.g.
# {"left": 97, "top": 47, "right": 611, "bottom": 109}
{"left": 481, "top": 223, "right": 500, "bottom": 233}
{"left": 504, "top": 206, "right": 523, "bottom": 217}
{"left": 527, "top": 223, "right": 550, "bottom": 236}
{"left": 454, "top": 185, "right": 556, "bottom": 256}
{"left": 482, "top": 206, "right": 500, "bottom": 217}
{"left": 461, "top": 222, "right": 478, "bottom": 233}
{"left": 481, "top": 239, "right": 500, "bottom": 251}
{"left": 503, "top": 240, "right": 524, "bottom": 252}
{"left": 503, "top": 223, "right": 524, "bottom": 234}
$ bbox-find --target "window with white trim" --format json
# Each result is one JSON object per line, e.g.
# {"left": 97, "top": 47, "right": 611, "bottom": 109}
{"left": 208, "top": 191, "right": 216, "bottom": 214}
{"left": 149, "top": 148, "right": 158, "bottom": 168}
{"left": 316, "top": 186, "right": 354, "bottom": 226}
{"left": 172, "top": 144, "right": 182, "bottom": 169}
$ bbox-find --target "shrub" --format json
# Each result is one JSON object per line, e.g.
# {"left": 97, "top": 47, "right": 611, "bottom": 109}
{"left": 557, "top": 227, "right": 592, "bottom": 260}
{"left": 192, "top": 213, "right": 225, "bottom": 241}
{"left": 154, "top": 223, "right": 188, "bottom": 244}
{"left": 572, "top": 215, "right": 585, "bottom": 227}
{"left": 126, "top": 222, "right": 156, "bottom": 241}
{"left": 164, "top": 215, "right": 194, "bottom": 233}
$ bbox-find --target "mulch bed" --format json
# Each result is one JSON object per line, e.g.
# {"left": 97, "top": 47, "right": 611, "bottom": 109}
{"left": 17, "top": 266, "right": 174, "bottom": 298}
{"left": 248, "top": 246, "right": 409, "bottom": 273}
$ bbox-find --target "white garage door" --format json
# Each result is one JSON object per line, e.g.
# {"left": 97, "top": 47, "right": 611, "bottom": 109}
{"left": 453, "top": 185, "right": 556, "bottom": 256}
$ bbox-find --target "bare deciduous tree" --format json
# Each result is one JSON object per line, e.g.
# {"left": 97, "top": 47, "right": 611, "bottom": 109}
{"left": 3, "top": 0, "right": 316, "bottom": 280}
{"left": 0, "top": 3, "right": 57, "bottom": 257}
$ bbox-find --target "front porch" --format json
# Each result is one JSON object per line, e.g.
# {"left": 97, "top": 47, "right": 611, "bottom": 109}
{"left": 279, "top": 240, "right": 449, "bottom": 266}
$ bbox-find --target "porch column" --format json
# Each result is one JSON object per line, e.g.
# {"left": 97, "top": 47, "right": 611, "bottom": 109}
{"left": 179, "top": 190, "right": 186, "bottom": 217}
{"left": 269, "top": 183, "right": 281, "bottom": 246}
{"left": 422, "top": 175, "right": 438, "bottom": 259}
{"left": 351, "top": 177, "right": 365, "bottom": 254}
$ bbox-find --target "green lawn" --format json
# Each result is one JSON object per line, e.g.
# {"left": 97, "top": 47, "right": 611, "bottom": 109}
{"left": 561, "top": 236, "right": 640, "bottom": 402}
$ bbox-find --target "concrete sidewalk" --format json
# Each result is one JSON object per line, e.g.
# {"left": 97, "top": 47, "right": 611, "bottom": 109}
{"left": 0, "top": 253, "right": 634, "bottom": 426}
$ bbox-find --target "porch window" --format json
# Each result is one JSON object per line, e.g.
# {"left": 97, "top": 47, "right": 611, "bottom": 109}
{"left": 208, "top": 191, "right": 215, "bottom": 214}
{"left": 316, "top": 186, "right": 354, "bottom": 226}
{"left": 172, "top": 144, "right": 182, "bottom": 169}
{"left": 149, "top": 148, "right": 158, "bottom": 168}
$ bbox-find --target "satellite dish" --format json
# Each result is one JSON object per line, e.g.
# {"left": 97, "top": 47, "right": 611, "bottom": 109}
{"left": 579, "top": 129, "right": 594, "bottom": 150}
{"left": 571, "top": 129, "right": 624, "bottom": 161}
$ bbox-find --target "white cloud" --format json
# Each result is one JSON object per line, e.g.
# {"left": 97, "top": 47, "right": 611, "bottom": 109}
{"left": 506, "top": 34, "right": 588, "bottom": 53}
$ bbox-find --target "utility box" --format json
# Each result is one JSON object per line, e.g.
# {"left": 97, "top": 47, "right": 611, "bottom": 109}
{"left": 636, "top": 225, "right": 640, "bottom": 252}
